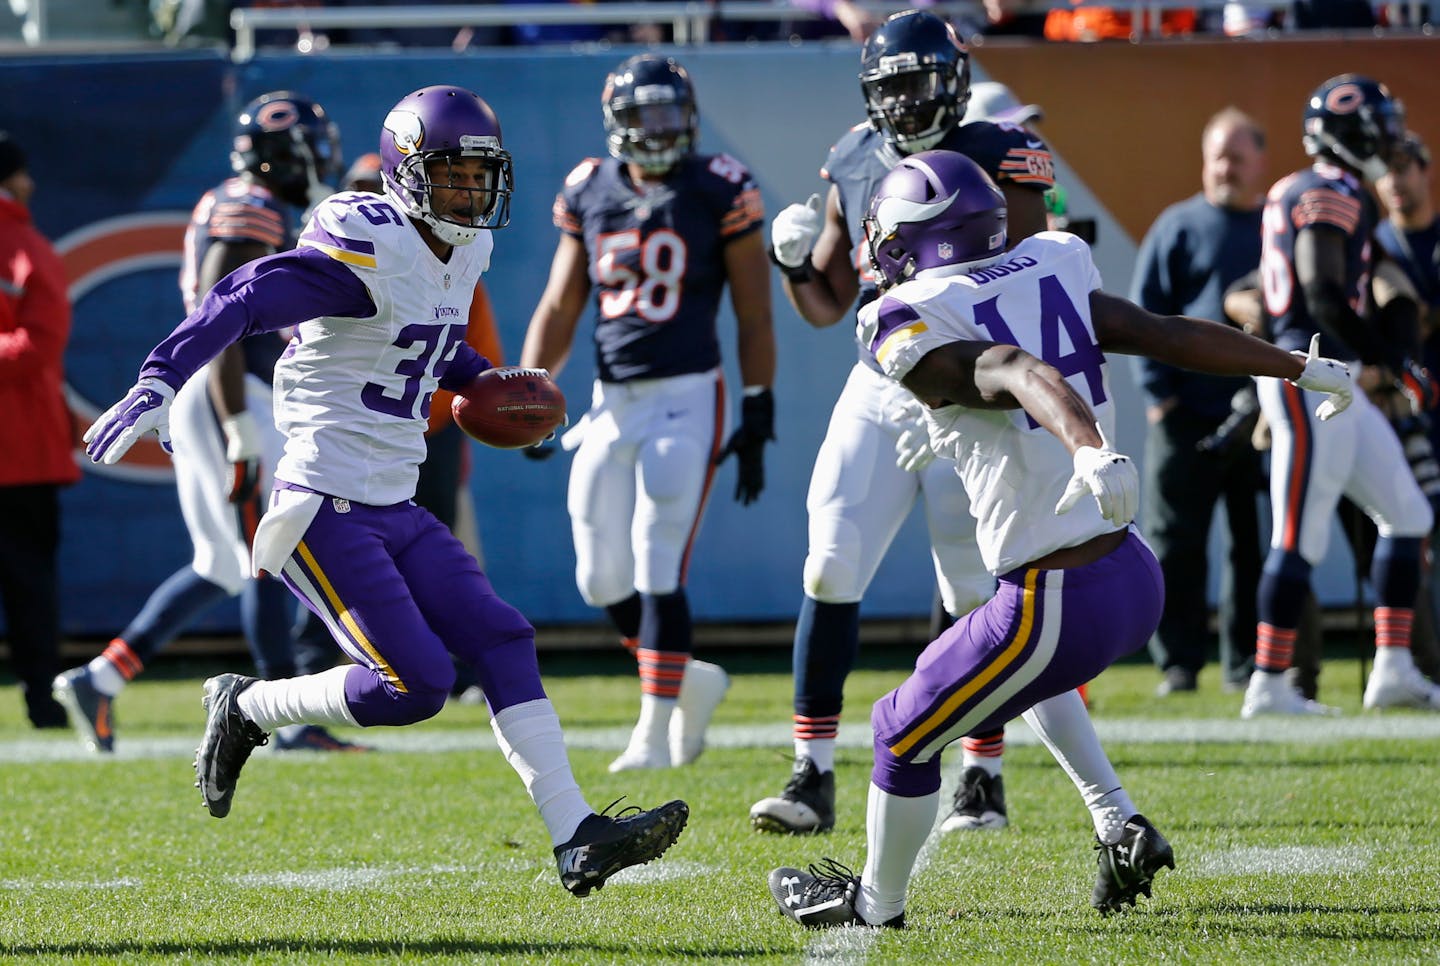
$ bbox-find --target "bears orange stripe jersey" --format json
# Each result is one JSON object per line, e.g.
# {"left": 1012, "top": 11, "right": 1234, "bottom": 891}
{"left": 1260, "top": 163, "right": 1377, "bottom": 356}
{"left": 551, "top": 152, "right": 763, "bottom": 382}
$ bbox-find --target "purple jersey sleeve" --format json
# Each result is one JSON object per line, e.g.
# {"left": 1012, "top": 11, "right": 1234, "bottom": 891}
{"left": 439, "top": 342, "right": 492, "bottom": 391}
{"left": 138, "top": 245, "right": 377, "bottom": 391}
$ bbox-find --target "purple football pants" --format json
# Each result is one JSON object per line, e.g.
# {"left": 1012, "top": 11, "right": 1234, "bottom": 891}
{"left": 279, "top": 495, "right": 546, "bottom": 727}
{"left": 872, "top": 530, "right": 1163, "bottom": 797}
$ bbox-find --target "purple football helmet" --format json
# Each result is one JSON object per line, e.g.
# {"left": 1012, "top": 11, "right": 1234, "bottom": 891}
{"left": 380, "top": 85, "right": 513, "bottom": 246}
{"left": 864, "top": 149, "right": 1007, "bottom": 289}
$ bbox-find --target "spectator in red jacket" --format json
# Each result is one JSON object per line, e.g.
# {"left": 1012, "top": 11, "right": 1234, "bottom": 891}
{"left": 0, "top": 131, "right": 80, "bottom": 729}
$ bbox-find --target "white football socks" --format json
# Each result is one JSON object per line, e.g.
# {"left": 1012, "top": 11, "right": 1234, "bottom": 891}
{"left": 87, "top": 656, "right": 128, "bottom": 697}
{"left": 491, "top": 698, "right": 594, "bottom": 847}
{"left": 1022, "top": 689, "right": 1135, "bottom": 844}
{"left": 795, "top": 737, "right": 836, "bottom": 774}
{"left": 629, "top": 693, "right": 676, "bottom": 754}
{"left": 858, "top": 781, "right": 939, "bottom": 925}
{"left": 237, "top": 665, "right": 358, "bottom": 731}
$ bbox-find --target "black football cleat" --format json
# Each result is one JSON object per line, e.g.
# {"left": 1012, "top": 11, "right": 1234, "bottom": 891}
{"left": 768, "top": 858, "right": 905, "bottom": 929}
{"left": 194, "top": 674, "right": 269, "bottom": 818}
{"left": 1091, "top": 814, "right": 1174, "bottom": 914}
{"left": 940, "top": 766, "right": 1008, "bottom": 832}
{"left": 273, "top": 724, "right": 372, "bottom": 753}
{"left": 52, "top": 667, "right": 115, "bottom": 753}
{"left": 750, "top": 756, "right": 836, "bottom": 834}
{"left": 554, "top": 799, "right": 688, "bottom": 897}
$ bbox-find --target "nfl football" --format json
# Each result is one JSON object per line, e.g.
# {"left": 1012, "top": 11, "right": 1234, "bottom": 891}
{"left": 451, "top": 367, "right": 566, "bottom": 449}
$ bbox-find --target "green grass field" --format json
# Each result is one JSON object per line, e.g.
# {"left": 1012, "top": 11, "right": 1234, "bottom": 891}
{"left": 2, "top": 645, "right": 1439, "bottom": 964}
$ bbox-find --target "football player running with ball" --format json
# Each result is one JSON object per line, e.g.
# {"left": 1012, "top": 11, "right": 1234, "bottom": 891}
{"left": 520, "top": 55, "right": 777, "bottom": 773}
{"left": 768, "top": 150, "right": 1353, "bottom": 927}
{"left": 753, "top": 7, "right": 1071, "bottom": 837}
{"left": 82, "top": 85, "right": 687, "bottom": 897}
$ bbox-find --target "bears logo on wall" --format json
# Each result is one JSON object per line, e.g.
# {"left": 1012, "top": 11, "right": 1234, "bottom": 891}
{"left": 56, "top": 211, "right": 191, "bottom": 482}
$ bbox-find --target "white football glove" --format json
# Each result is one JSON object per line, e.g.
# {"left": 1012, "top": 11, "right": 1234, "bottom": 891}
{"left": 220, "top": 411, "right": 262, "bottom": 462}
{"left": 770, "top": 193, "right": 824, "bottom": 268}
{"left": 1055, "top": 432, "right": 1139, "bottom": 525}
{"left": 82, "top": 377, "right": 175, "bottom": 465}
{"left": 1287, "top": 333, "right": 1353, "bottom": 421}
{"left": 885, "top": 392, "right": 936, "bottom": 473}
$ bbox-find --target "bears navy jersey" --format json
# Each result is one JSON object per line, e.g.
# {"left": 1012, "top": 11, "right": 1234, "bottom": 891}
{"left": 181, "top": 176, "right": 294, "bottom": 383}
{"left": 822, "top": 119, "right": 1055, "bottom": 319}
{"left": 553, "top": 153, "right": 764, "bottom": 382}
{"left": 1260, "top": 162, "right": 1377, "bottom": 357}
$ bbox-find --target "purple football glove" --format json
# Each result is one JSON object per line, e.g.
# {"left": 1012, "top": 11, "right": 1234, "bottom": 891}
{"left": 83, "top": 377, "right": 175, "bottom": 465}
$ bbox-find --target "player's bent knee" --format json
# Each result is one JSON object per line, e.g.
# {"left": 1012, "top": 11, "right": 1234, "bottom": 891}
{"left": 398, "top": 686, "right": 450, "bottom": 725}
{"left": 869, "top": 731, "right": 943, "bottom": 798}
{"left": 803, "top": 555, "right": 864, "bottom": 603}
{"left": 577, "top": 572, "right": 634, "bottom": 609}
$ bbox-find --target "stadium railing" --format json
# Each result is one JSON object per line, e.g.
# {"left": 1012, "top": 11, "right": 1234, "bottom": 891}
{"left": 227, "top": 1, "right": 1431, "bottom": 61}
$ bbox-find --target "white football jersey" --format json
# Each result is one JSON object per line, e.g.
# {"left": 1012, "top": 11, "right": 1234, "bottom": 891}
{"left": 272, "top": 191, "right": 491, "bottom": 505}
{"left": 858, "top": 232, "right": 1117, "bottom": 574}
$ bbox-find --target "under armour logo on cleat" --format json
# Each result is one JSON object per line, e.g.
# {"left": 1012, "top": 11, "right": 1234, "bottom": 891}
{"left": 781, "top": 875, "right": 803, "bottom": 907}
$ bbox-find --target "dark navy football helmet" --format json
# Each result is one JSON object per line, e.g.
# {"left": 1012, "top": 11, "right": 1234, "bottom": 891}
{"left": 859, "top": 10, "right": 971, "bottom": 155}
{"left": 1302, "top": 74, "right": 1405, "bottom": 182}
{"left": 231, "top": 91, "right": 340, "bottom": 209}
{"left": 864, "top": 149, "right": 1007, "bottom": 289}
{"left": 602, "top": 55, "right": 698, "bottom": 175}
{"left": 380, "top": 85, "right": 513, "bottom": 245}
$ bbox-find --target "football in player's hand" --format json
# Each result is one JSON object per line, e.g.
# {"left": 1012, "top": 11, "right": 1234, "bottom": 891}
{"left": 452, "top": 367, "right": 566, "bottom": 449}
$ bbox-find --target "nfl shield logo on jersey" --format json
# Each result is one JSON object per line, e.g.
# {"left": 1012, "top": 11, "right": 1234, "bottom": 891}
{"left": 938, "top": 242, "right": 953, "bottom": 260}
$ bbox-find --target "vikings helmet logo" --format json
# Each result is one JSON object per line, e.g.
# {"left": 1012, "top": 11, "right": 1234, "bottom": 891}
{"left": 384, "top": 108, "right": 425, "bottom": 156}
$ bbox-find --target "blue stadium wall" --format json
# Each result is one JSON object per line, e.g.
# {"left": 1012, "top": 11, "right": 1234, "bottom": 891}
{"left": 0, "top": 43, "right": 1383, "bottom": 637}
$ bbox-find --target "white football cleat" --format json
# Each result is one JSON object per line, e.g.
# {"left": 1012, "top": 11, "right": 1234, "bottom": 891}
{"left": 1363, "top": 647, "right": 1440, "bottom": 710}
{"left": 669, "top": 660, "right": 730, "bottom": 766}
{"left": 1240, "top": 671, "right": 1340, "bottom": 718}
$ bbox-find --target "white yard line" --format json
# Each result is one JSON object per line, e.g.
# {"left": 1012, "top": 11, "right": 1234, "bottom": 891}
{"left": 6, "top": 714, "right": 1440, "bottom": 764}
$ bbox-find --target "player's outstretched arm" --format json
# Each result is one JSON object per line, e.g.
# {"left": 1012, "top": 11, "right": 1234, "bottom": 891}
{"left": 1090, "top": 291, "right": 1352, "bottom": 420}
{"left": 520, "top": 234, "right": 590, "bottom": 378}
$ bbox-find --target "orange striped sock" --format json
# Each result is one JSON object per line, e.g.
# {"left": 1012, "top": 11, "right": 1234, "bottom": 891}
{"left": 102, "top": 638, "right": 144, "bottom": 681}
{"left": 1375, "top": 606, "right": 1413, "bottom": 650}
{"left": 1256, "top": 623, "right": 1297, "bottom": 673}
{"left": 962, "top": 730, "right": 1005, "bottom": 774}
{"left": 793, "top": 713, "right": 839, "bottom": 742}
{"left": 636, "top": 648, "right": 686, "bottom": 700}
